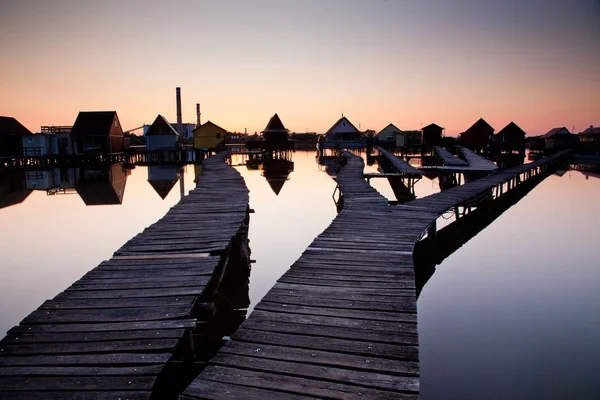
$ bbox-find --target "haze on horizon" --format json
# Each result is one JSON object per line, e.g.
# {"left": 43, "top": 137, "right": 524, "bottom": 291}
{"left": 1, "top": 0, "right": 599, "bottom": 136}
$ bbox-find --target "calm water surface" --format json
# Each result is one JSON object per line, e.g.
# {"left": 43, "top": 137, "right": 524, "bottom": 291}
{"left": 1, "top": 151, "right": 599, "bottom": 399}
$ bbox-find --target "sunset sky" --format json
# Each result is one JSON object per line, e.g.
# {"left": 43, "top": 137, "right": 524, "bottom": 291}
{"left": 1, "top": 0, "right": 598, "bottom": 136}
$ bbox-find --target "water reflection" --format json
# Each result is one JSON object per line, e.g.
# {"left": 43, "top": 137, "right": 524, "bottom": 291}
{"left": 0, "top": 170, "right": 31, "bottom": 208}
{"left": 262, "top": 157, "right": 294, "bottom": 195}
{"left": 148, "top": 165, "right": 180, "bottom": 199}
{"left": 74, "top": 164, "right": 129, "bottom": 205}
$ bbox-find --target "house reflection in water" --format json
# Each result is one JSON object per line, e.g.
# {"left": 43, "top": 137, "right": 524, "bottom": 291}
{"left": 74, "top": 164, "right": 129, "bottom": 205}
{"left": 147, "top": 165, "right": 180, "bottom": 199}
{"left": 0, "top": 170, "right": 31, "bottom": 208}
{"left": 262, "top": 157, "right": 294, "bottom": 195}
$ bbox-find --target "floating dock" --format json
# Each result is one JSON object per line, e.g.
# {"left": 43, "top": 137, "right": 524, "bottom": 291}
{"left": 0, "top": 153, "right": 249, "bottom": 399}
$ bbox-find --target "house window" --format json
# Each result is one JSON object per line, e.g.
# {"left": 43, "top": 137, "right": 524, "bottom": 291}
{"left": 343, "top": 123, "right": 346, "bottom": 127}
{"left": 28, "top": 137, "right": 33, "bottom": 143}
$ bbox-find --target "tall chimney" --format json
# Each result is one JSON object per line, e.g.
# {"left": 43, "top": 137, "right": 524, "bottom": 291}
{"left": 176, "top": 87, "right": 183, "bottom": 141}
{"left": 196, "top": 103, "right": 201, "bottom": 128}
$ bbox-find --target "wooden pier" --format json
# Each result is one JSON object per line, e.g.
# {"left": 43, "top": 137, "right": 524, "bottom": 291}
{"left": 432, "top": 146, "right": 469, "bottom": 167}
{"left": 182, "top": 149, "right": 572, "bottom": 399}
{"left": 372, "top": 146, "right": 424, "bottom": 177}
{"left": 0, "top": 153, "right": 249, "bottom": 399}
{"left": 458, "top": 146, "right": 498, "bottom": 172}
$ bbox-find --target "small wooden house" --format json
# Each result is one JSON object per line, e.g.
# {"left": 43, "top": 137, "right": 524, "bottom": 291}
{"left": 542, "top": 127, "right": 578, "bottom": 151}
{"left": 193, "top": 121, "right": 227, "bottom": 150}
{"left": 494, "top": 122, "right": 526, "bottom": 156}
{"left": 262, "top": 113, "right": 290, "bottom": 143}
{"left": 0, "top": 116, "right": 32, "bottom": 157}
{"left": 579, "top": 125, "right": 600, "bottom": 154}
{"left": 323, "top": 116, "right": 363, "bottom": 149}
{"left": 377, "top": 124, "right": 404, "bottom": 147}
{"left": 145, "top": 115, "right": 179, "bottom": 151}
{"left": 460, "top": 118, "right": 494, "bottom": 154}
{"left": 421, "top": 123, "right": 443, "bottom": 147}
{"left": 70, "top": 111, "right": 125, "bottom": 155}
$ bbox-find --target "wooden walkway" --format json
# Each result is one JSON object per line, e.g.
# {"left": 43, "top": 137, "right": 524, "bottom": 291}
{"left": 374, "top": 146, "right": 423, "bottom": 177}
{"left": 459, "top": 147, "right": 498, "bottom": 172}
{"left": 0, "top": 153, "right": 249, "bottom": 399}
{"left": 432, "top": 146, "right": 469, "bottom": 167}
{"left": 182, "top": 149, "right": 571, "bottom": 400}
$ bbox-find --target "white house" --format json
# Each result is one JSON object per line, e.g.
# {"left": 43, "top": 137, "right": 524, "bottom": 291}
{"left": 146, "top": 115, "right": 179, "bottom": 151}
{"left": 323, "top": 116, "right": 363, "bottom": 149}
{"left": 376, "top": 123, "right": 404, "bottom": 147}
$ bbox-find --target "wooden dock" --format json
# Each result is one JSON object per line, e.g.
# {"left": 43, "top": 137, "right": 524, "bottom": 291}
{"left": 432, "top": 146, "right": 469, "bottom": 167}
{"left": 374, "top": 146, "right": 423, "bottom": 177}
{"left": 182, "top": 149, "right": 572, "bottom": 400}
{"left": 458, "top": 147, "right": 498, "bottom": 172}
{"left": 0, "top": 153, "right": 249, "bottom": 399}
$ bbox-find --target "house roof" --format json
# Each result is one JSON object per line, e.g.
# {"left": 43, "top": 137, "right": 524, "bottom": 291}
{"left": 146, "top": 115, "right": 179, "bottom": 136}
{"left": 422, "top": 123, "right": 444, "bottom": 131}
{"left": 496, "top": 121, "right": 526, "bottom": 137}
{"left": 193, "top": 120, "right": 228, "bottom": 134}
{"left": 580, "top": 126, "right": 600, "bottom": 136}
{"left": 0, "top": 189, "right": 32, "bottom": 208}
{"left": 464, "top": 118, "right": 494, "bottom": 134}
{"left": 324, "top": 116, "right": 360, "bottom": 135}
{"left": 148, "top": 179, "right": 178, "bottom": 199}
{"left": 378, "top": 123, "right": 402, "bottom": 135}
{"left": 0, "top": 116, "right": 32, "bottom": 137}
{"left": 71, "top": 111, "right": 118, "bottom": 137}
{"left": 262, "top": 113, "right": 289, "bottom": 134}
{"left": 542, "top": 127, "right": 570, "bottom": 138}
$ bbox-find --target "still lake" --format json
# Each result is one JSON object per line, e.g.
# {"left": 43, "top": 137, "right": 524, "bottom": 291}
{"left": 0, "top": 150, "right": 599, "bottom": 399}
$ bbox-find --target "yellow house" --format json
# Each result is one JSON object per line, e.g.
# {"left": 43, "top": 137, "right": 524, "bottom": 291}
{"left": 193, "top": 121, "right": 227, "bottom": 149}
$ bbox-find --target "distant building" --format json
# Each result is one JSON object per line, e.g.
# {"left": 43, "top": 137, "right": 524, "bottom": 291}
{"left": 579, "top": 125, "right": 600, "bottom": 154}
{"left": 377, "top": 124, "right": 404, "bottom": 147}
{"left": 262, "top": 113, "right": 290, "bottom": 143}
{"left": 323, "top": 116, "right": 363, "bottom": 149}
{"left": 193, "top": 121, "right": 227, "bottom": 150}
{"left": 421, "top": 123, "right": 443, "bottom": 147}
{"left": 42, "top": 126, "right": 74, "bottom": 156}
{"left": 542, "top": 127, "right": 578, "bottom": 151}
{"left": 460, "top": 118, "right": 494, "bottom": 154}
{"left": 494, "top": 122, "right": 526, "bottom": 156}
{"left": 145, "top": 115, "right": 179, "bottom": 151}
{"left": 0, "top": 116, "right": 32, "bottom": 157}
{"left": 403, "top": 130, "right": 422, "bottom": 147}
{"left": 22, "top": 134, "right": 55, "bottom": 157}
{"left": 70, "top": 111, "right": 125, "bottom": 155}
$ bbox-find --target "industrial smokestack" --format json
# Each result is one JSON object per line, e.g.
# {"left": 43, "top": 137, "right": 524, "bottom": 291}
{"left": 196, "top": 103, "right": 201, "bottom": 128}
{"left": 176, "top": 87, "right": 183, "bottom": 141}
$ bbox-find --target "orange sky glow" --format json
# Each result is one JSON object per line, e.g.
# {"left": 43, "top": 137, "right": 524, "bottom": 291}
{"left": 1, "top": 0, "right": 598, "bottom": 136}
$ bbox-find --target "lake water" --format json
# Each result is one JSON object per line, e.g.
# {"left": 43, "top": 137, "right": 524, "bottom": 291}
{"left": 0, "top": 150, "right": 598, "bottom": 399}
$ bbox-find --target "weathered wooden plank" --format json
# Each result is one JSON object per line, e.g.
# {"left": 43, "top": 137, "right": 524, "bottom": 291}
{"left": 0, "top": 353, "right": 171, "bottom": 367}
{"left": 0, "top": 339, "right": 181, "bottom": 355}
{"left": 21, "top": 306, "right": 193, "bottom": 324}
{"left": 40, "top": 297, "right": 195, "bottom": 310}
{"left": 0, "top": 392, "right": 151, "bottom": 400}
{"left": 8, "top": 319, "right": 196, "bottom": 334}
{"left": 0, "top": 376, "right": 156, "bottom": 391}
{"left": 0, "top": 365, "right": 163, "bottom": 376}
{"left": 1, "top": 329, "right": 185, "bottom": 344}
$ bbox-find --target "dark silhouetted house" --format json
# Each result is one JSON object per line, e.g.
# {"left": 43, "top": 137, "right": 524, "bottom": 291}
{"left": 147, "top": 166, "right": 179, "bottom": 199}
{"left": 421, "top": 123, "right": 443, "bottom": 147}
{"left": 70, "top": 111, "right": 124, "bottom": 155}
{"left": 460, "top": 118, "right": 494, "bottom": 154}
{"left": 193, "top": 121, "right": 227, "bottom": 150}
{"left": 262, "top": 113, "right": 289, "bottom": 143}
{"left": 377, "top": 124, "right": 404, "bottom": 147}
{"left": 579, "top": 125, "right": 600, "bottom": 154}
{"left": 542, "top": 127, "right": 578, "bottom": 151}
{"left": 323, "top": 116, "right": 363, "bottom": 149}
{"left": 494, "top": 122, "right": 526, "bottom": 156}
{"left": 0, "top": 116, "right": 32, "bottom": 157}
{"left": 74, "top": 164, "right": 128, "bottom": 205}
{"left": 146, "top": 115, "right": 179, "bottom": 151}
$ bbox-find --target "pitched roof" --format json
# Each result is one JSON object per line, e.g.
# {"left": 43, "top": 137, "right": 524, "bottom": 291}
{"left": 464, "top": 118, "right": 494, "bottom": 134}
{"left": 146, "top": 115, "right": 179, "bottom": 136}
{"left": 496, "top": 121, "right": 526, "bottom": 137}
{"left": 324, "top": 116, "right": 360, "bottom": 135}
{"left": 378, "top": 123, "right": 402, "bottom": 134}
{"left": 262, "top": 113, "right": 289, "bottom": 134}
{"left": 0, "top": 189, "right": 32, "bottom": 208}
{"left": 422, "top": 123, "right": 444, "bottom": 131}
{"left": 542, "top": 127, "right": 570, "bottom": 138}
{"left": 71, "top": 111, "right": 118, "bottom": 137}
{"left": 580, "top": 126, "right": 600, "bottom": 136}
{"left": 193, "top": 120, "right": 227, "bottom": 134}
{"left": 0, "top": 116, "right": 32, "bottom": 136}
